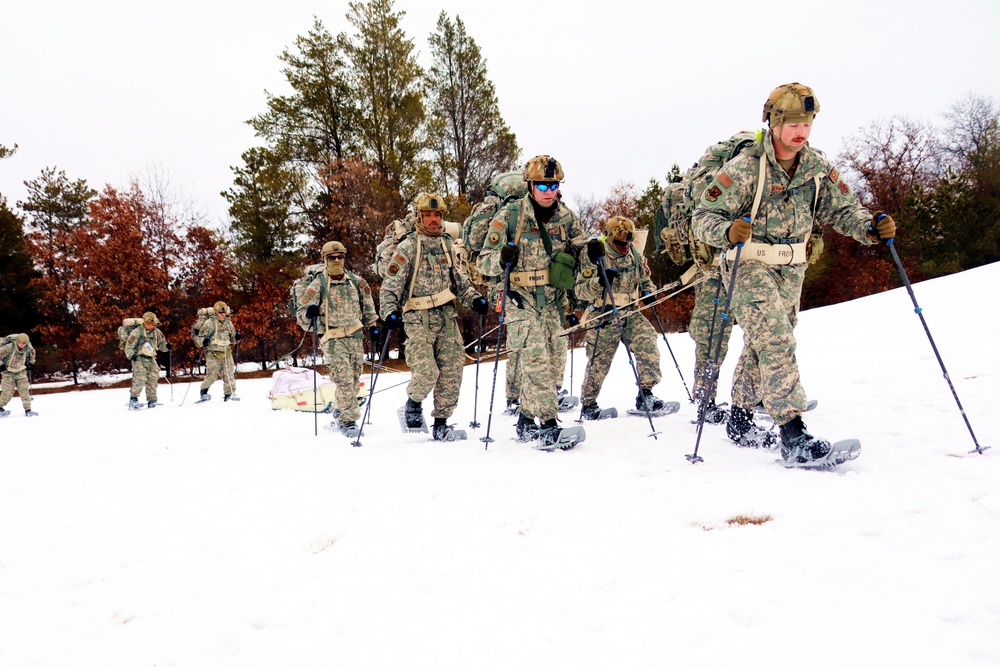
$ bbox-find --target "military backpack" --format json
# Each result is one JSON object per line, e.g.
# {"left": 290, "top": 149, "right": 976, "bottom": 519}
{"left": 460, "top": 171, "right": 528, "bottom": 284}
{"left": 117, "top": 318, "right": 144, "bottom": 354}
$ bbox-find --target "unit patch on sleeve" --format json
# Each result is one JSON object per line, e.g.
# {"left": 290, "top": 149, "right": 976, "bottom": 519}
{"left": 387, "top": 264, "right": 399, "bottom": 276}
{"left": 706, "top": 185, "right": 722, "bottom": 202}
{"left": 839, "top": 180, "right": 849, "bottom": 195}
{"left": 716, "top": 172, "right": 734, "bottom": 188}
{"left": 488, "top": 232, "right": 500, "bottom": 246}
{"left": 829, "top": 167, "right": 839, "bottom": 183}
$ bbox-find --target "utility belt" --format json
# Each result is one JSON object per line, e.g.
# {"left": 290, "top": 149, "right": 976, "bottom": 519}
{"left": 321, "top": 320, "right": 363, "bottom": 343}
{"left": 211, "top": 338, "right": 231, "bottom": 348}
{"left": 403, "top": 288, "right": 456, "bottom": 312}
{"left": 509, "top": 269, "right": 549, "bottom": 288}
{"left": 600, "top": 291, "right": 638, "bottom": 307}
{"left": 727, "top": 241, "right": 808, "bottom": 266}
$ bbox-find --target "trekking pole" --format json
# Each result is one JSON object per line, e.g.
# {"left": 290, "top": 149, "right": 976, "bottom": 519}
{"left": 595, "top": 255, "right": 658, "bottom": 439}
{"left": 311, "top": 316, "right": 319, "bottom": 437}
{"left": 648, "top": 303, "right": 693, "bottom": 403}
{"left": 469, "top": 312, "right": 485, "bottom": 429}
{"left": 351, "top": 331, "right": 394, "bottom": 447}
{"left": 179, "top": 346, "right": 207, "bottom": 406}
{"left": 576, "top": 309, "right": 606, "bottom": 423}
{"left": 689, "top": 242, "right": 743, "bottom": 464}
{"left": 482, "top": 262, "right": 513, "bottom": 449}
{"left": 167, "top": 347, "right": 173, "bottom": 402}
{"left": 879, "top": 221, "right": 987, "bottom": 455}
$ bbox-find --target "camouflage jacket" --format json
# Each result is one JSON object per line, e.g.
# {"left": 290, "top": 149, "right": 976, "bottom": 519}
{"left": 125, "top": 327, "right": 167, "bottom": 361}
{"left": 575, "top": 239, "right": 654, "bottom": 308}
{"left": 476, "top": 195, "right": 587, "bottom": 308}
{"left": 301, "top": 269, "right": 377, "bottom": 338}
{"left": 197, "top": 316, "right": 237, "bottom": 353}
{"left": 379, "top": 233, "right": 479, "bottom": 322}
{"left": 692, "top": 131, "right": 875, "bottom": 251}
{"left": 0, "top": 340, "right": 36, "bottom": 373}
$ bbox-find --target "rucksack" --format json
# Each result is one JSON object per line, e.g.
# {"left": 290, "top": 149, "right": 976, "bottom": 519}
{"left": 460, "top": 171, "right": 528, "bottom": 284}
{"left": 289, "top": 265, "right": 366, "bottom": 333}
{"left": 191, "top": 307, "right": 216, "bottom": 347}
{"left": 658, "top": 130, "right": 761, "bottom": 268}
{"left": 371, "top": 212, "right": 416, "bottom": 279}
{"left": 117, "top": 318, "right": 144, "bottom": 353}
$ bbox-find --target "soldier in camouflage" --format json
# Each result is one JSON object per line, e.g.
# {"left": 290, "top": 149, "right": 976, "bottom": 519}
{"left": 477, "top": 155, "right": 587, "bottom": 448}
{"left": 126, "top": 313, "right": 169, "bottom": 409}
{"left": 0, "top": 333, "right": 38, "bottom": 417}
{"left": 300, "top": 240, "right": 378, "bottom": 437}
{"left": 576, "top": 216, "right": 672, "bottom": 418}
{"left": 380, "top": 193, "right": 489, "bottom": 441}
{"left": 692, "top": 82, "right": 896, "bottom": 463}
{"left": 197, "top": 301, "right": 240, "bottom": 402}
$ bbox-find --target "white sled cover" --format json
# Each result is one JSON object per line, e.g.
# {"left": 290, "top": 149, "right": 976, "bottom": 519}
{"left": 268, "top": 368, "right": 364, "bottom": 412}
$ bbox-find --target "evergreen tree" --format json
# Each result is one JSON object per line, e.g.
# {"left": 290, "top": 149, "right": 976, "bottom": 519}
{"left": 427, "top": 12, "right": 519, "bottom": 202}
{"left": 0, "top": 143, "right": 17, "bottom": 160}
{"left": 0, "top": 196, "right": 40, "bottom": 335}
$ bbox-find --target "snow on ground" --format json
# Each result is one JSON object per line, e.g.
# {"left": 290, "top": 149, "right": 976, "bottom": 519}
{"left": 2, "top": 263, "right": 999, "bottom": 666}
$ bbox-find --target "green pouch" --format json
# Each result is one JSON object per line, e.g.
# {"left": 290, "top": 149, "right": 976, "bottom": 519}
{"left": 549, "top": 252, "right": 576, "bottom": 290}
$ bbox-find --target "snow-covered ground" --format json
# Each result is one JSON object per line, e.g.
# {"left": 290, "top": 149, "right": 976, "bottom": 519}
{"left": 2, "top": 263, "right": 999, "bottom": 667}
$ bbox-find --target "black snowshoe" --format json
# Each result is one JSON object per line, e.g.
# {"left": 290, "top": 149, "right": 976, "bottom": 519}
{"left": 726, "top": 405, "right": 778, "bottom": 449}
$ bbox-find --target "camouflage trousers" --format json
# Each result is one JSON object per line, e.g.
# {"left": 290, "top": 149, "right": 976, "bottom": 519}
{"left": 689, "top": 268, "right": 734, "bottom": 406}
{"left": 200, "top": 349, "right": 236, "bottom": 395}
{"left": 724, "top": 259, "right": 807, "bottom": 425}
{"left": 325, "top": 336, "right": 364, "bottom": 423}
{"left": 581, "top": 308, "right": 661, "bottom": 406}
{"left": 130, "top": 356, "right": 160, "bottom": 401}
{"left": 505, "top": 302, "right": 567, "bottom": 422}
{"left": 505, "top": 350, "right": 521, "bottom": 403}
{"left": 0, "top": 369, "right": 31, "bottom": 410}
{"left": 403, "top": 309, "right": 465, "bottom": 419}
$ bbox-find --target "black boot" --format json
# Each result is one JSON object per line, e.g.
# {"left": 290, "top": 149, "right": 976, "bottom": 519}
{"left": 580, "top": 403, "right": 603, "bottom": 421}
{"left": 635, "top": 388, "right": 666, "bottom": 412}
{"left": 199, "top": 388, "right": 210, "bottom": 402}
{"left": 698, "top": 400, "right": 728, "bottom": 425}
{"left": 779, "top": 416, "right": 831, "bottom": 463}
{"left": 537, "top": 418, "right": 561, "bottom": 448}
{"left": 503, "top": 398, "right": 520, "bottom": 416}
{"left": 432, "top": 417, "right": 451, "bottom": 441}
{"left": 147, "top": 400, "right": 158, "bottom": 408}
{"left": 404, "top": 397, "right": 423, "bottom": 429}
{"left": 129, "top": 396, "right": 139, "bottom": 410}
{"left": 516, "top": 413, "right": 539, "bottom": 441}
{"left": 726, "top": 405, "right": 777, "bottom": 448}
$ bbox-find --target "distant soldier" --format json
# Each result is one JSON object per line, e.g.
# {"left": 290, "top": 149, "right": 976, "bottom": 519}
{"left": 477, "top": 155, "right": 588, "bottom": 449}
{"left": 197, "top": 301, "right": 240, "bottom": 403}
{"left": 380, "top": 193, "right": 489, "bottom": 441}
{"left": 693, "top": 82, "right": 895, "bottom": 466}
{"left": 125, "top": 313, "right": 169, "bottom": 409}
{"left": 576, "top": 216, "right": 675, "bottom": 419}
{"left": 300, "top": 240, "right": 378, "bottom": 438}
{"left": 0, "top": 333, "right": 38, "bottom": 417}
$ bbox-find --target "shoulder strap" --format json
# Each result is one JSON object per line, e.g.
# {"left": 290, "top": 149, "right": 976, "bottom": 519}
{"left": 750, "top": 154, "right": 768, "bottom": 224}
{"left": 406, "top": 236, "right": 424, "bottom": 304}
{"left": 510, "top": 201, "right": 526, "bottom": 246}
{"left": 346, "top": 270, "right": 365, "bottom": 314}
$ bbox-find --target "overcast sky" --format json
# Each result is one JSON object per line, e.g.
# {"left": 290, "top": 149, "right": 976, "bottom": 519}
{"left": 3, "top": 0, "right": 999, "bottom": 225}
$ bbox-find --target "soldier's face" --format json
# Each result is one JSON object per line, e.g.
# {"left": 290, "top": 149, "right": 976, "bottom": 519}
{"left": 777, "top": 122, "right": 812, "bottom": 152}
{"left": 17, "top": 342, "right": 26, "bottom": 349}
{"left": 420, "top": 210, "right": 442, "bottom": 231}
{"left": 532, "top": 182, "right": 559, "bottom": 207}
{"left": 143, "top": 322, "right": 155, "bottom": 331}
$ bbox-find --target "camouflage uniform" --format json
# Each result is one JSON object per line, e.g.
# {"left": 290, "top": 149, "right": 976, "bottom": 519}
{"left": 477, "top": 196, "right": 586, "bottom": 422}
{"left": 689, "top": 267, "right": 733, "bottom": 406}
{"left": 381, "top": 233, "right": 481, "bottom": 420}
{"left": 300, "top": 269, "right": 377, "bottom": 423}
{"left": 692, "top": 131, "right": 875, "bottom": 425}
{"left": 575, "top": 237, "right": 660, "bottom": 406}
{"left": 0, "top": 336, "right": 36, "bottom": 412}
{"left": 199, "top": 314, "right": 238, "bottom": 396}
{"left": 125, "top": 325, "right": 168, "bottom": 402}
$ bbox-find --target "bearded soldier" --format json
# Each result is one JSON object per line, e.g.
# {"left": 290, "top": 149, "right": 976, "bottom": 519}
{"left": 0, "top": 333, "right": 38, "bottom": 417}
{"left": 300, "top": 240, "right": 378, "bottom": 438}
{"left": 477, "top": 156, "right": 588, "bottom": 450}
{"left": 380, "top": 193, "right": 489, "bottom": 442}
{"left": 576, "top": 216, "right": 676, "bottom": 419}
{"left": 692, "top": 82, "right": 895, "bottom": 467}
{"left": 125, "top": 313, "right": 169, "bottom": 409}
{"left": 197, "top": 301, "right": 240, "bottom": 403}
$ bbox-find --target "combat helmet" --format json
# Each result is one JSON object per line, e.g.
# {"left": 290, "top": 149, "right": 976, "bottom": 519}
{"left": 142, "top": 312, "right": 159, "bottom": 324}
{"left": 605, "top": 216, "right": 636, "bottom": 244}
{"left": 213, "top": 301, "right": 230, "bottom": 314}
{"left": 762, "top": 83, "right": 820, "bottom": 126}
{"left": 412, "top": 193, "right": 448, "bottom": 215}
{"left": 322, "top": 241, "right": 347, "bottom": 258}
{"left": 16, "top": 333, "right": 30, "bottom": 345}
{"left": 523, "top": 155, "right": 564, "bottom": 183}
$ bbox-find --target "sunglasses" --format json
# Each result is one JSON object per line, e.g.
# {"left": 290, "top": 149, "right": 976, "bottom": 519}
{"left": 534, "top": 183, "right": 560, "bottom": 192}
{"left": 327, "top": 253, "right": 345, "bottom": 261}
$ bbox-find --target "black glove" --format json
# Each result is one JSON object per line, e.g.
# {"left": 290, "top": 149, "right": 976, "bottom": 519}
{"left": 202, "top": 337, "right": 211, "bottom": 348}
{"left": 165, "top": 343, "right": 173, "bottom": 350}
{"left": 384, "top": 311, "right": 403, "bottom": 330}
{"left": 305, "top": 304, "right": 321, "bottom": 320}
{"left": 369, "top": 326, "right": 381, "bottom": 340}
{"left": 566, "top": 313, "right": 580, "bottom": 327}
{"left": 471, "top": 296, "right": 489, "bottom": 314}
{"left": 0, "top": 364, "right": 5, "bottom": 372}
{"left": 234, "top": 332, "right": 242, "bottom": 341}
{"left": 641, "top": 291, "right": 655, "bottom": 306}
{"left": 598, "top": 267, "right": 619, "bottom": 288}
{"left": 587, "top": 238, "right": 605, "bottom": 264}
{"left": 499, "top": 242, "right": 519, "bottom": 267}
{"left": 26, "top": 363, "right": 32, "bottom": 370}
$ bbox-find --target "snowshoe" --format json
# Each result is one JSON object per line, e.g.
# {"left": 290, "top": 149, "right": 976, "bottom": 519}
{"left": 535, "top": 421, "right": 586, "bottom": 451}
{"left": 726, "top": 405, "right": 778, "bottom": 449}
{"left": 195, "top": 389, "right": 211, "bottom": 404}
{"left": 0, "top": 407, "right": 10, "bottom": 417}
{"left": 338, "top": 420, "right": 360, "bottom": 438}
{"left": 397, "top": 397, "right": 427, "bottom": 433}
{"left": 693, "top": 401, "right": 729, "bottom": 425}
{"left": 557, "top": 389, "right": 579, "bottom": 412}
{"left": 224, "top": 394, "right": 240, "bottom": 402}
{"left": 778, "top": 416, "right": 859, "bottom": 468}
{"left": 626, "top": 403, "right": 680, "bottom": 418}
{"left": 580, "top": 403, "right": 617, "bottom": 421}
{"left": 147, "top": 400, "right": 159, "bottom": 409}
{"left": 503, "top": 398, "right": 520, "bottom": 416}
{"left": 24, "top": 409, "right": 39, "bottom": 417}
{"left": 432, "top": 422, "right": 468, "bottom": 442}
{"left": 128, "top": 398, "right": 143, "bottom": 411}
{"left": 515, "top": 413, "right": 539, "bottom": 442}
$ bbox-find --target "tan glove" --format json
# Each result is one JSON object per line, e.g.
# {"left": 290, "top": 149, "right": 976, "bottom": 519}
{"left": 869, "top": 212, "right": 896, "bottom": 241}
{"left": 726, "top": 217, "right": 752, "bottom": 245}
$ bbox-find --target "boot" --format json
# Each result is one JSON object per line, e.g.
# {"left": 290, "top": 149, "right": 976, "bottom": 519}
{"left": 129, "top": 396, "right": 139, "bottom": 410}
{"left": 537, "top": 418, "right": 561, "bottom": 448}
{"left": 516, "top": 413, "right": 539, "bottom": 441}
{"left": 25, "top": 409, "right": 39, "bottom": 417}
{"left": 699, "top": 400, "right": 728, "bottom": 425}
{"left": 779, "top": 416, "right": 831, "bottom": 463}
{"left": 147, "top": 400, "right": 158, "bottom": 409}
{"left": 199, "top": 388, "right": 210, "bottom": 402}
{"left": 580, "top": 403, "right": 603, "bottom": 421}
{"left": 726, "top": 405, "right": 777, "bottom": 449}
{"left": 635, "top": 388, "right": 666, "bottom": 413}
{"left": 338, "top": 420, "right": 359, "bottom": 437}
{"left": 404, "top": 397, "right": 423, "bottom": 429}
{"left": 432, "top": 417, "right": 452, "bottom": 441}
{"left": 0, "top": 406, "right": 10, "bottom": 417}
{"left": 224, "top": 394, "right": 240, "bottom": 402}
{"left": 503, "top": 398, "right": 520, "bottom": 416}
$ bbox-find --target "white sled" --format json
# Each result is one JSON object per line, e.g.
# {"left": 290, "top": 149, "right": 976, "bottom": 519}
{"left": 268, "top": 367, "right": 365, "bottom": 413}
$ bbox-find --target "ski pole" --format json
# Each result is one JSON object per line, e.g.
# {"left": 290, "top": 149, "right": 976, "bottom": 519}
{"left": 689, "top": 241, "right": 744, "bottom": 464}
{"left": 352, "top": 330, "right": 394, "bottom": 447}
{"left": 595, "top": 255, "right": 658, "bottom": 439}
{"left": 648, "top": 303, "right": 693, "bottom": 403}
{"left": 879, "top": 219, "right": 987, "bottom": 455}
{"left": 482, "top": 261, "right": 513, "bottom": 449}
{"left": 311, "top": 316, "right": 319, "bottom": 437}
{"left": 576, "top": 308, "right": 606, "bottom": 423}
{"left": 470, "top": 312, "right": 485, "bottom": 429}
{"left": 179, "top": 346, "right": 207, "bottom": 406}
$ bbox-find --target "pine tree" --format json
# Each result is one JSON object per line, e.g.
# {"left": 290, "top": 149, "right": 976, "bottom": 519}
{"left": 0, "top": 196, "right": 41, "bottom": 336}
